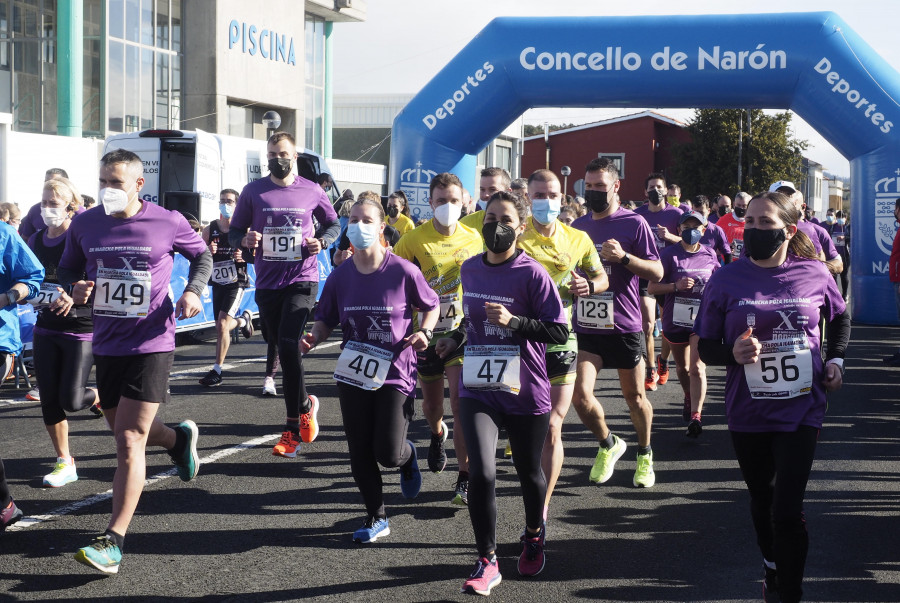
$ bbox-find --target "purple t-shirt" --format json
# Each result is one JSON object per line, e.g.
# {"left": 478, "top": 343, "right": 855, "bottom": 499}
{"left": 694, "top": 255, "right": 846, "bottom": 432}
{"left": 658, "top": 243, "right": 720, "bottom": 338}
{"left": 572, "top": 207, "right": 660, "bottom": 335}
{"left": 801, "top": 220, "right": 839, "bottom": 260}
{"left": 230, "top": 176, "right": 337, "bottom": 290}
{"left": 701, "top": 221, "right": 732, "bottom": 258}
{"left": 20, "top": 203, "right": 86, "bottom": 241}
{"left": 315, "top": 251, "right": 439, "bottom": 397}
{"left": 634, "top": 203, "right": 683, "bottom": 250}
{"left": 457, "top": 251, "right": 567, "bottom": 415}
{"left": 59, "top": 203, "right": 208, "bottom": 355}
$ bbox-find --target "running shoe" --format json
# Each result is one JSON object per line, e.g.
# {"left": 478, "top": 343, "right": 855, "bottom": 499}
{"left": 198, "top": 369, "right": 222, "bottom": 387}
{"left": 686, "top": 418, "right": 702, "bottom": 439}
{"left": 273, "top": 430, "right": 300, "bottom": 458}
{"left": 682, "top": 395, "right": 691, "bottom": 422}
{"left": 43, "top": 457, "right": 78, "bottom": 488}
{"left": 518, "top": 524, "right": 546, "bottom": 577}
{"left": 399, "top": 440, "right": 422, "bottom": 499}
{"left": 239, "top": 310, "right": 254, "bottom": 339}
{"left": 656, "top": 354, "right": 669, "bottom": 385}
{"left": 653, "top": 319, "right": 661, "bottom": 338}
{"left": 452, "top": 475, "right": 469, "bottom": 506}
{"left": 428, "top": 420, "right": 448, "bottom": 473}
{"left": 262, "top": 376, "right": 277, "bottom": 396}
{"left": 89, "top": 401, "right": 104, "bottom": 417}
{"left": 644, "top": 367, "right": 658, "bottom": 392}
{"left": 0, "top": 498, "right": 23, "bottom": 532}
{"left": 633, "top": 450, "right": 656, "bottom": 488}
{"left": 589, "top": 435, "right": 626, "bottom": 484}
{"left": 74, "top": 535, "right": 122, "bottom": 574}
{"left": 353, "top": 516, "right": 390, "bottom": 543}
{"left": 171, "top": 420, "right": 200, "bottom": 481}
{"left": 461, "top": 556, "right": 501, "bottom": 596}
{"left": 25, "top": 387, "right": 40, "bottom": 401}
{"left": 299, "top": 394, "right": 319, "bottom": 443}
{"left": 504, "top": 442, "right": 512, "bottom": 459}
{"left": 763, "top": 564, "right": 781, "bottom": 603}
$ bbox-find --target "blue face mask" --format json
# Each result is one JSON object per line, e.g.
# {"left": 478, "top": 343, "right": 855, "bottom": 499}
{"left": 826, "top": 215, "right": 835, "bottom": 223}
{"left": 681, "top": 228, "right": 703, "bottom": 246}
{"left": 347, "top": 222, "right": 379, "bottom": 249}
{"left": 837, "top": 218, "right": 846, "bottom": 225}
{"left": 531, "top": 197, "right": 561, "bottom": 225}
{"left": 220, "top": 203, "right": 235, "bottom": 218}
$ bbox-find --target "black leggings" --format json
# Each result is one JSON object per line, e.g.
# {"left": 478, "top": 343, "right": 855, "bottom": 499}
{"left": 33, "top": 333, "right": 96, "bottom": 425}
{"left": 256, "top": 283, "right": 317, "bottom": 417}
{"left": 259, "top": 315, "right": 280, "bottom": 378}
{"left": 337, "top": 383, "right": 413, "bottom": 519}
{"left": 458, "top": 396, "right": 550, "bottom": 557}
{"left": 731, "top": 426, "right": 819, "bottom": 603}
{"left": 0, "top": 455, "right": 10, "bottom": 507}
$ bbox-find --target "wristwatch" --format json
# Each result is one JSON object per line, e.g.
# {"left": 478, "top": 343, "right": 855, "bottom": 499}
{"left": 418, "top": 328, "right": 434, "bottom": 341}
{"left": 5, "top": 288, "right": 20, "bottom": 305}
{"left": 620, "top": 253, "right": 631, "bottom": 266}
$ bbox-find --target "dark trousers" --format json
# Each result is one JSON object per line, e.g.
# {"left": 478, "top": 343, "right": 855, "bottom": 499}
{"left": 34, "top": 333, "right": 95, "bottom": 425}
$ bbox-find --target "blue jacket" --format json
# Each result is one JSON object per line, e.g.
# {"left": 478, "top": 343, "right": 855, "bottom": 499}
{"left": 0, "top": 223, "right": 44, "bottom": 354}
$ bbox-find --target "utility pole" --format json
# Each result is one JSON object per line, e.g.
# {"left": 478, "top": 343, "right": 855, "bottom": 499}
{"left": 737, "top": 110, "right": 743, "bottom": 188}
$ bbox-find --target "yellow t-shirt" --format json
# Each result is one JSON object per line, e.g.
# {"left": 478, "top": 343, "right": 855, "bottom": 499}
{"left": 392, "top": 219, "right": 484, "bottom": 334}
{"left": 388, "top": 213, "right": 415, "bottom": 237}
{"left": 459, "top": 209, "right": 485, "bottom": 235}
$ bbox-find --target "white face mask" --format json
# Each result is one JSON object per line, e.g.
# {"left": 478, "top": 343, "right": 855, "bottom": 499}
{"left": 99, "top": 187, "right": 131, "bottom": 215}
{"left": 433, "top": 202, "right": 461, "bottom": 228}
{"left": 41, "top": 207, "right": 68, "bottom": 228}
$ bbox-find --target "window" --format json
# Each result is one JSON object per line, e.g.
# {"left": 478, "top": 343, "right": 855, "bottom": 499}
{"left": 598, "top": 153, "right": 625, "bottom": 179}
{"left": 304, "top": 13, "right": 325, "bottom": 153}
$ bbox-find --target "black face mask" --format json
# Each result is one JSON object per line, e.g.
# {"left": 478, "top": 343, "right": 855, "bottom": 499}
{"left": 717, "top": 206, "right": 728, "bottom": 217}
{"left": 268, "top": 157, "right": 292, "bottom": 179}
{"left": 648, "top": 189, "right": 663, "bottom": 205}
{"left": 386, "top": 206, "right": 399, "bottom": 218}
{"left": 584, "top": 190, "right": 609, "bottom": 214}
{"left": 733, "top": 206, "right": 747, "bottom": 218}
{"left": 744, "top": 227, "right": 787, "bottom": 260}
{"left": 482, "top": 221, "right": 517, "bottom": 254}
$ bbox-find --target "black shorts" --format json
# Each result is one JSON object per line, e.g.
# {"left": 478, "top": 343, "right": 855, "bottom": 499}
{"left": 577, "top": 332, "right": 643, "bottom": 370}
{"left": 662, "top": 329, "right": 692, "bottom": 345}
{"left": 212, "top": 284, "right": 245, "bottom": 318}
{"left": 546, "top": 349, "right": 577, "bottom": 385}
{"left": 95, "top": 351, "right": 175, "bottom": 409}
{"left": 417, "top": 342, "right": 465, "bottom": 382}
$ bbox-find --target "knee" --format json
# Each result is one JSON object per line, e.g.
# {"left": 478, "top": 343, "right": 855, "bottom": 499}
{"left": 773, "top": 515, "right": 808, "bottom": 537}
{"left": 114, "top": 428, "right": 148, "bottom": 454}
{"left": 625, "top": 393, "right": 650, "bottom": 412}
{"left": 688, "top": 364, "right": 704, "bottom": 380}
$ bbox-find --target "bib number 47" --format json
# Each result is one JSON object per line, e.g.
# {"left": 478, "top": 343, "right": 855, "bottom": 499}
{"left": 476, "top": 358, "right": 508, "bottom": 383}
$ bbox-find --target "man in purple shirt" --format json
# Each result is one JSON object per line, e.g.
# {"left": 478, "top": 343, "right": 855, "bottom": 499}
{"left": 690, "top": 195, "right": 733, "bottom": 263}
{"left": 229, "top": 132, "right": 340, "bottom": 458}
{"left": 571, "top": 158, "right": 663, "bottom": 488}
{"left": 60, "top": 149, "right": 212, "bottom": 574}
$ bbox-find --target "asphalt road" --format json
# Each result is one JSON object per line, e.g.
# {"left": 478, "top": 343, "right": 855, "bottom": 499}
{"left": 0, "top": 324, "right": 898, "bottom": 602}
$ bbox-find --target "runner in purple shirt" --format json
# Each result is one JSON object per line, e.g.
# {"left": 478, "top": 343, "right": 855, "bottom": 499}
{"left": 59, "top": 149, "right": 211, "bottom": 575}
{"left": 689, "top": 195, "right": 733, "bottom": 263}
{"left": 436, "top": 192, "right": 567, "bottom": 594}
{"left": 570, "top": 158, "right": 662, "bottom": 490}
{"left": 647, "top": 211, "right": 719, "bottom": 438}
{"left": 301, "top": 197, "right": 439, "bottom": 545}
{"left": 769, "top": 181, "right": 844, "bottom": 277}
{"left": 695, "top": 191, "right": 849, "bottom": 603}
{"left": 229, "top": 132, "right": 340, "bottom": 458}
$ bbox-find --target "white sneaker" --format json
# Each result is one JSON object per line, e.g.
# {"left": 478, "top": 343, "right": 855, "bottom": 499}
{"left": 43, "top": 457, "right": 78, "bottom": 488}
{"left": 262, "top": 376, "right": 277, "bottom": 396}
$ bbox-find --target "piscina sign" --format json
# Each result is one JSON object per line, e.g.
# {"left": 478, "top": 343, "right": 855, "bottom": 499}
{"left": 227, "top": 20, "right": 297, "bottom": 66}
{"left": 389, "top": 13, "right": 900, "bottom": 325}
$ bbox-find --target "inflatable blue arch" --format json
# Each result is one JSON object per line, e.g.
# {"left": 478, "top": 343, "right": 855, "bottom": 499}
{"left": 389, "top": 12, "right": 900, "bottom": 325}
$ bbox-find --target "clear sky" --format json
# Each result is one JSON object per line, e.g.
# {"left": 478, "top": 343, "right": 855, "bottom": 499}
{"left": 333, "top": 1, "right": 900, "bottom": 178}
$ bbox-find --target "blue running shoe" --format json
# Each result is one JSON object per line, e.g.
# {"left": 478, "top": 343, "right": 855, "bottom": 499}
{"left": 399, "top": 440, "right": 422, "bottom": 499}
{"left": 171, "top": 420, "right": 200, "bottom": 482}
{"left": 353, "top": 517, "right": 390, "bottom": 543}
{"left": 74, "top": 536, "right": 122, "bottom": 574}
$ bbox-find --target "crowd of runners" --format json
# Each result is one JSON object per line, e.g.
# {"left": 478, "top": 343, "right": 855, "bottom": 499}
{"left": 0, "top": 132, "right": 850, "bottom": 603}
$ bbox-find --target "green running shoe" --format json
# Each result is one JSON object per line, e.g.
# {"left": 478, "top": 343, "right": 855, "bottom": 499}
{"left": 589, "top": 435, "right": 626, "bottom": 484}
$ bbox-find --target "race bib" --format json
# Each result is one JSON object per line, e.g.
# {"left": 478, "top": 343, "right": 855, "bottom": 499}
{"left": 212, "top": 260, "right": 238, "bottom": 285}
{"left": 436, "top": 293, "right": 462, "bottom": 332}
{"left": 28, "top": 283, "right": 63, "bottom": 308}
{"left": 262, "top": 226, "right": 303, "bottom": 262}
{"left": 673, "top": 296, "right": 700, "bottom": 328}
{"left": 333, "top": 341, "right": 392, "bottom": 390}
{"left": 832, "top": 234, "right": 846, "bottom": 247}
{"left": 732, "top": 239, "right": 744, "bottom": 256}
{"left": 576, "top": 292, "right": 614, "bottom": 330}
{"left": 463, "top": 345, "right": 521, "bottom": 394}
{"left": 94, "top": 266, "right": 151, "bottom": 318}
{"left": 743, "top": 336, "right": 813, "bottom": 399}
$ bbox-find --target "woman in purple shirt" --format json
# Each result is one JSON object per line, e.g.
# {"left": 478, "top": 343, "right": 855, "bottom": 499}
{"left": 695, "top": 191, "right": 850, "bottom": 603}
{"left": 300, "top": 197, "right": 439, "bottom": 545}
{"left": 437, "top": 192, "right": 567, "bottom": 595}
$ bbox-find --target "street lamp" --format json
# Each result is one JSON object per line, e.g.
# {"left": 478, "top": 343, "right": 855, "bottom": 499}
{"left": 262, "top": 110, "right": 282, "bottom": 140}
{"left": 544, "top": 121, "right": 550, "bottom": 170}
{"left": 560, "top": 165, "right": 571, "bottom": 196}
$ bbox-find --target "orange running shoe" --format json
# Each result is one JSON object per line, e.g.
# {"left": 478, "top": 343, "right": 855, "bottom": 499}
{"left": 272, "top": 430, "right": 300, "bottom": 458}
{"left": 299, "top": 394, "right": 319, "bottom": 443}
{"left": 644, "top": 367, "right": 658, "bottom": 392}
{"left": 656, "top": 355, "right": 669, "bottom": 385}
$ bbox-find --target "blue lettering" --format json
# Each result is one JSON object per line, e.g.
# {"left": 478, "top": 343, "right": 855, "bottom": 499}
{"left": 260, "top": 30, "right": 269, "bottom": 59}
{"left": 248, "top": 25, "right": 258, "bottom": 56}
{"left": 242, "top": 22, "right": 247, "bottom": 53}
{"left": 276, "top": 34, "right": 286, "bottom": 63}
{"left": 228, "top": 20, "right": 239, "bottom": 49}
{"left": 288, "top": 39, "right": 296, "bottom": 66}
{"left": 227, "top": 20, "right": 296, "bottom": 67}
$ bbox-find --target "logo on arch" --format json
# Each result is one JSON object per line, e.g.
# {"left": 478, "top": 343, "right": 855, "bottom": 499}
{"left": 400, "top": 162, "right": 438, "bottom": 221}
{"left": 874, "top": 173, "right": 900, "bottom": 256}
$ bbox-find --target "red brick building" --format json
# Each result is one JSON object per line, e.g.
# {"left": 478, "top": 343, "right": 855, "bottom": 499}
{"left": 521, "top": 111, "right": 692, "bottom": 202}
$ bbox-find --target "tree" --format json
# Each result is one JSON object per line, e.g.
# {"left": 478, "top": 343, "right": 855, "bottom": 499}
{"left": 523, "top": 123, "right": 577, "bottom": 137}
{"left": 670, "top": 109, "right": 808, "bottom": 199}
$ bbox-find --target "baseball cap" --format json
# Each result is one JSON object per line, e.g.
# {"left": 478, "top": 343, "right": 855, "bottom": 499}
{"left": 678, "top": 210, "right": 707, "bottom": 226}
{"left": 768, "top": 180, "right": 797, "bottom": 193}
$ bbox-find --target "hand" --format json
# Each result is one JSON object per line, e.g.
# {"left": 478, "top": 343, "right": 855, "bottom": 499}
{"left": 175, "top": 290, "right": 202, "bottom": 320}
{"left": 333, "top": 248, "right": 353, "bottom": 266}
{"left": 72, "top": 280, "right": 95, "bottom": 305}
{"left": 402, "top": 331, "right": 430, "bottom": 351}
{"left": 733, "top": 327, "right": 761, "bottom": 364}
{"left": 600, "top": 239, "right": 625, "bottom": 263}
{"left": 233, "top": 247, "right": 243, "bottom": 262}
{"left": 49, "top": 287, "right": 74, "bottom": 316}
{"left": 484, "top": 302, "right": 513, "bottom": 327}
{"left": 244, "top": 230, "right": 262, "bottom": 249}
{"left": 675, "top": 277, "right": 695, "bottom": 292}
{"left": 208, "top": 239, "right": 218, "bottom": 254}
{"left": 822, "top": 362, "right": 843, "bottom": 392}
{"left": 434, "top": 337, "right": 459, "bottom": 359}
{"left": 569, "top": 270, "right": 591, "bottom": 297}
{"left": 305, "top": 237, "right": 323, "bottom": 255}
{"left": 299, "top": 332, "right": 317, "bottom": 354}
